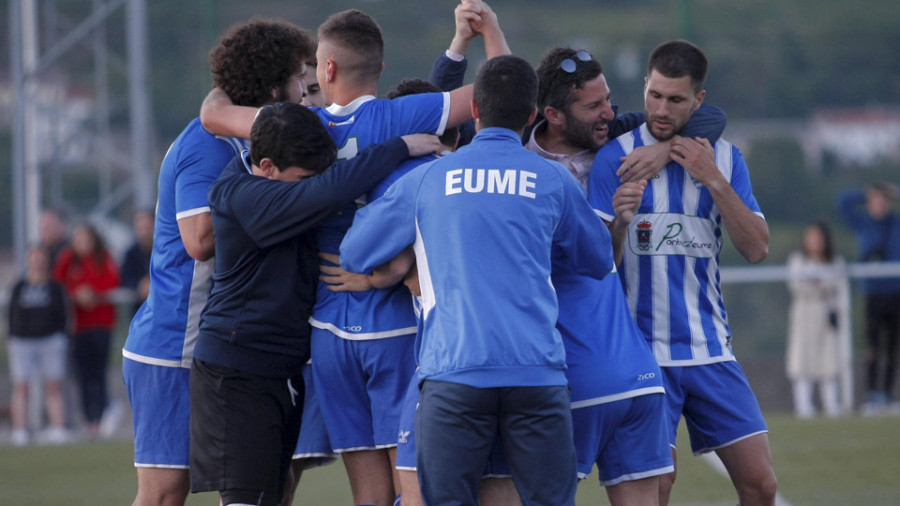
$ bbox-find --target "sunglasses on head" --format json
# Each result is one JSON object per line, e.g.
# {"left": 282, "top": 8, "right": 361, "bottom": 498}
{"left": 557, "top": 50, "right": 592, "bottom": 74}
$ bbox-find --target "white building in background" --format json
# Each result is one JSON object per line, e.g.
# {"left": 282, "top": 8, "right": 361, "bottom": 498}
{"left": 726, "top": 106, "right": 900, "bottom": 172}
{"left": 811, "top": 107, "right": 900, "bottom": 167}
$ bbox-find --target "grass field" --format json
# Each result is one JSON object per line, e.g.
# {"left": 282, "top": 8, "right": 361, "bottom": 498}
{"left": 1, "top": 413, "right": 898, "bottom": 505}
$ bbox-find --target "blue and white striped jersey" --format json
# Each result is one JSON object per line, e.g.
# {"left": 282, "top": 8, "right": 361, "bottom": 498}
{"left": 308, "top": 93, "right": 449, "bottom": 341}
{"left": 588, "top": 124, "right": 765, "bottom": 366}
{"left": 123, "top": 118, "right": 246, "bottom": 368}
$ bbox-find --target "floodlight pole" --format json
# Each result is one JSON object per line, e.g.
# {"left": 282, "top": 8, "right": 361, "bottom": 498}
{"left": 9, "top": 0, "right": 42, "bottom": 270}
{"left": 127, "top": 0, "right": 155, "bottom": 211}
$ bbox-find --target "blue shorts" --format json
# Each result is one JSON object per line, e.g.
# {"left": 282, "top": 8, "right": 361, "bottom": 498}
{"left": 293, "top": 362, "right": 338, "bottom": 468}
{"left": 396, "top": 375, "right": 511, "bottom": 476}
{"left": 571, "top": 393, "right": 673, "bottom": 485}
{"left": 416, "top": 381, "right": 576, "bottom": 506}
{"left": 662, "top": 361, "right": 768, "bottom": 455}
{"left": 122, "top": 357, "right": 190, "bottom": 468}
{"left": 395, "top": 374, "right": 419, "bottom": 471}
{"left": 311, "top": 328, "right": 416, "bottom": 451}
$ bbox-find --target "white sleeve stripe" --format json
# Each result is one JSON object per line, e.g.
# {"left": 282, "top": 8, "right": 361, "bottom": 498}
{"left": 176, "top": 207, "right": 211, "bottom": 220}
{"left": 414, "top": 220, "right": 437, "bottom": 321}
{"left": 436, "top": 92, "right": 451, "bottom": 137}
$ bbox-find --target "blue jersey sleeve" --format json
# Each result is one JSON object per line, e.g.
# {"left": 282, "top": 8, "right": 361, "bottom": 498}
{"left": 341, "top": 168, "right": 424, "bottom": 274}
{"left": 728, "top": 144, "right": 763, "bottom": 215}
{"left": 173, "top": 134, "right": 237, "bottom": 218}
{"left": 681, "top": 102, "right": 727, "bottom": 143}
{"left": 553, "top": 166, "right": 615, "bottom": 281}
{"left": 390, "top": 92, "right": 450, "bottom": 137}
{"left": 587, "top": 142, "right": 627, "bottom": 222}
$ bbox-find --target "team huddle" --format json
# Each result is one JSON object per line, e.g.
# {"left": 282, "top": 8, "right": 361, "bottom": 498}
{"left": 122, "top": 2, "right": 778, "bottom": 506}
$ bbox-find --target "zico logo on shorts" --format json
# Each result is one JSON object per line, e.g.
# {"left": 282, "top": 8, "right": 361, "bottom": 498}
{"left": 629, "top": 213, "right": 720, "bottom": 258}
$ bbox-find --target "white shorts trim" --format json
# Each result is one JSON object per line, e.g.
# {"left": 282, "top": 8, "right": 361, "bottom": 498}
{"left": 570, "top": 386, "right": 666, "bottom": 409}
{"left": 692, "top": 429, "right": 769, "bottom": 456}
{"left": 122, "top": 349, "right": 187, "bottom": 368}
{"left": 134, "top": 463, "right": 190, "bottom": 470}
{"left": 597, "top": 464, "right": 675, "bottom": 486}
{"left": 308, "top": 319, "right": 417, "bottom": 341}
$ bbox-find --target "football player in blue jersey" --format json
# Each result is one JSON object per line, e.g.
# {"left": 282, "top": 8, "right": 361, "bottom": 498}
{"left": 188, "top": 99, "right": 440, "bottom": 506}
{"left": 121, "top": 19, "right": 315, "bottom": 506}
{"left": 589, "top": 40, "right": 777, "bottom": 506}
{"left": 431, "top": 13, "right": 726, "bottom": 504}
{"left": 340, "top": 54, "right": 614, "bottom": 506}
{"left": 197, "top": 5, "right": 488, "bottom": 505}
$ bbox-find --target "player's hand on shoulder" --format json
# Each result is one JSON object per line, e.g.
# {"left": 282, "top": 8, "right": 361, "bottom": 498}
{"left": 670, "top": 136, "right": 721, "bottom": 188}
{"left": 618, "top": 142, "right": 670, "bottom": 183}
{"left": 401, "top": 134, "right": 442, "bottom": 157}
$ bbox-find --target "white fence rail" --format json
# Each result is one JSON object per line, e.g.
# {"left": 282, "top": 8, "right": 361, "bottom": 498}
{"left": 720, "top": 261, "right": 900, "bottom": 414}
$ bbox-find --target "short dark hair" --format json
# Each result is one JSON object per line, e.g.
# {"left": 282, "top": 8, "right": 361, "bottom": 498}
{"left": 386, "top": 78, "right": 459, "bottom": 147}
{"left": 318, "top": 10, "right": 384, "bottom": 83}
{"left": 647, "top": 40, "right": 708, "bottom": 94}
{"left": 535, "top": 47, "right": 603, "bottom": 113}
{"left": 209, "top": 19, "right": 314, "bottom": 107}
{"left": 474, "top": 55, "right": 538, "bottom": 131}
{"left": 250, "top": 102, "right": 337, "bottom": 175}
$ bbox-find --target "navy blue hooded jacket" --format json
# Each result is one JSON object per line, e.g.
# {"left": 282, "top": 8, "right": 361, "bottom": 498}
{"left": 194, "top": 138, "right": 409, "bottom": 378}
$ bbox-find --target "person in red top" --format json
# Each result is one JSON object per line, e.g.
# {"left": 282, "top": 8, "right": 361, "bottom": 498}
{"left": 53, "top": 223, "right": 120, "bottom": 438}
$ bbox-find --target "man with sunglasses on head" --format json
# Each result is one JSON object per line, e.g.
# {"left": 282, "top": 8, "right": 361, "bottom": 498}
{"left": 529, "top": 47, "right": 726, "bottom": 505}
{"left": 430, "top": 16, "right": 725, "bottom": 506}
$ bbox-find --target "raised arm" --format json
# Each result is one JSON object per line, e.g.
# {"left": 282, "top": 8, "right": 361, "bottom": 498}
{"left": 200, "top": 87, "right": 256, "bottom": 139}
{"left": 447, "top": 85, "right": 475, "bottom": 128}
{"left": 469, "top": 0, "right": 511, "bottom": 59}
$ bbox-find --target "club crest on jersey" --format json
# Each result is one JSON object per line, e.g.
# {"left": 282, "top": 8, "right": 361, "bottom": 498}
{"left": 636, "top": 221, "right": 652, "bottom": 251}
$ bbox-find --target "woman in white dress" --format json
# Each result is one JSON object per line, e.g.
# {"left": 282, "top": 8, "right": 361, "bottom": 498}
{"left": 786, "top": 222, "right": 847, "bottom": 418}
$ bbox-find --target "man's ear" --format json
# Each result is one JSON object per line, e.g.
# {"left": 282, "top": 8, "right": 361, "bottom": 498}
{"left": 325, "top": 59, "right": 337, "bottom": 83}
{"left": 693, "top": 89, "right": 707, "bottom": 112}
{"left": 258, "top": 158, "right": 278, "bottom": 179}
{"left": 544, "top": 105, "right": 565, "bottom": 127}
{"left": 471, "top": 99, "right": 481, "bottom": 131}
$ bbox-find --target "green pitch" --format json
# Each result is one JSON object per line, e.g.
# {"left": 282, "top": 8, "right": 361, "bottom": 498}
{"left": 1, "top": 413, "right": 898, "bottom": 505}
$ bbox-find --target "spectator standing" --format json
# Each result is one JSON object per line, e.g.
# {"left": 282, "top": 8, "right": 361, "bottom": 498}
{"left": 39, "top": 208, "right": 69, "bottom": 265}
{"left": 120, "top": 209, "right": 154, "bottom": 316}
{"left": 786, "top": 222, "right": 847, "bottom": 418}
{"left": 839, "top": 182, "right": 900, "bottom": 414}
{"left": 6, "top": 245, "right": 71, "bottom": 446}
{"left": 52, "top": 223, "right": 120, "bottom": 438}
